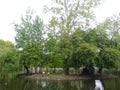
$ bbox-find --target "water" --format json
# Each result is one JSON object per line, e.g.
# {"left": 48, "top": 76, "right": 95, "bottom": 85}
{"left": 0, "top": 77, "right": 120, "bottom": 90}
{"left": 95, "top": 80, "right": 104, "bottom": 90}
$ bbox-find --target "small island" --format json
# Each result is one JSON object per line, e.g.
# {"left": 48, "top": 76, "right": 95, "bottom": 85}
{"left": 0, "top": 0, "right": 120, "bottom": 83}
{"left": 1, "top": 0, "right": 120, "bottom": 90}
{"left": 21, "top": 73, "right": 117, "bottom": 81}
{"left": 17, "top": 66, "right": 118, "bottom": 81}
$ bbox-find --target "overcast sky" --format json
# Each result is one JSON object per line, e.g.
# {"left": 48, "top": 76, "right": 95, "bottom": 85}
{"left": 0, "top": 0, "right": 120, "bottom": 43}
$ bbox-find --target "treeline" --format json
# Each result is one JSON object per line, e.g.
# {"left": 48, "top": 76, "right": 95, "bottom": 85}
{"left": 0, "top": 40, "right": 19, "bottom": 76}
{"left": 1, "top": 0, "right": 120, "bottom": 75}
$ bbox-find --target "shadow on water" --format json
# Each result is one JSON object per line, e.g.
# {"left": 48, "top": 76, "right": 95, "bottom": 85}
{"left": 0, "top": 76, "right": 120, "bottom": 90}
{"left": 0, "top": 78, "right": 94, "bottom": 90}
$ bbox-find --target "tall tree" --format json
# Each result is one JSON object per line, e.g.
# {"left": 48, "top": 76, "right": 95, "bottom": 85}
{"left": 14, "top": 9, "right": 44, "bottom": 74}
{"left": 105, "top": 14, "right": 120, "bottom": 49}
{"left": 44, "top": 0, "right": 101, "bottom": 75}
{"left": 94, "top": 14, "right": 120, "bottom": 74}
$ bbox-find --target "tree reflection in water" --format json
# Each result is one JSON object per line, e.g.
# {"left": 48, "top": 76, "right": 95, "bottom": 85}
{"left": 1, "top": 77, "right": 120, "bottom": 90}
{"left": 95, "top": 80, "right": 104, "bottom": 90}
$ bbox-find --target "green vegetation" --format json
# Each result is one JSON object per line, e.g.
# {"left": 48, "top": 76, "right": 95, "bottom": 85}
{"left": 14, "top": 9, "right": 44, "bottom": 74}
{"left": 1, "top": 0, "right": 120, "bottom": 76}
{"left": 0, "top": 40, "right": 19, "bottom": 78}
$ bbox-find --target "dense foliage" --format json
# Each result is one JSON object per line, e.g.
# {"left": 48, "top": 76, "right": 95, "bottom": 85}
{"left": 1, "top": 0, "right": 120, "bottom": 75}
{"left": 0, "top": 40, "right": 19, "bottom": 74}
{"left": 14, "top": 9, "right": 44, "bottom": 74}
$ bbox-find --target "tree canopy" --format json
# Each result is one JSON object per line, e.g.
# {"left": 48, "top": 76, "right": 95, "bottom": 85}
{"left": 10, "top": 1, "right": 120, "bottom": 75}
{"left": 0, "top": 40, "right": 18, "bottom": 74}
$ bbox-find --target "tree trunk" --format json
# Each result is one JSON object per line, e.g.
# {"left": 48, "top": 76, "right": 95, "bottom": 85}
{"left": 82, "top": 67, "right": 95, "bottom": 75}
{"left": 35, "top": 66, "right": 37, "bottom": 73}
{"left": 23, "top": 62, "right": 30, "bottom": 74}
{"left": 34, "top": 59, "right": 37, "bottom": 74}
{"left": 98, "top": 67, "right": 103, "bottom": 75}
{"left": 64, "top": 67, "right": 69, "bottom": 75}
{"left": 89, "top": 67, "right": 95, "bottom": 75}
{"left": 53, "top": 67, "right": 56, "bottom": 73}
{"left": 24, "top": 65, "right": 30, "bottom": 74}
{"left": 82, "top": 67, "right": 89, "bottom": 75}
{"left": 64, "top": 58, "right": 69, "bottom": 75}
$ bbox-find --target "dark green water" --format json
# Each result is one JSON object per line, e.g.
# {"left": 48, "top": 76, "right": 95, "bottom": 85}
{"left": 0, "top": 77, "right": 120, "bottom": 90}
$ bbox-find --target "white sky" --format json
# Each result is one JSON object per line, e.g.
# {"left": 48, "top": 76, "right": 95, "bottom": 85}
{"left": 0, "top": 0, "right": 120, "bottom": 43}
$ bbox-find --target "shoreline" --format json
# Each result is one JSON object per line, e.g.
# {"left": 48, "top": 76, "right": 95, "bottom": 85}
{"left": 19, "top": 74, "right": 118, "bottom": 81}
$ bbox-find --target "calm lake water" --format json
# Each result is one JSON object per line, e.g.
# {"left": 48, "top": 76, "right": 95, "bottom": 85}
{"left": 0, "top": 76, "right": 120, "bottom": 90}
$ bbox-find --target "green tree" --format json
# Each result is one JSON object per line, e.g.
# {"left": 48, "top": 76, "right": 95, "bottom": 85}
{"left": 44, "top": 0, "right": 101, "bottom": 75}
{"left": 96, "top": 47, "right": 120, "bottom": 74}
{"left": 73, "top": 43, "right": 97, "bottom": 75}
{"left": 94, "top": 15, "right": 120, "bottom": 74}
{"left": 43, "top": 37, "right": 63, "bottom": 71}
{"left": 14, "top": 9, "right": 44, "bottom": 74}
{"left": 0, "top": 40, "right": 18, "bottom": 74}
{"left": 105, "top": 14, "right": 120, "bottom": 49}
